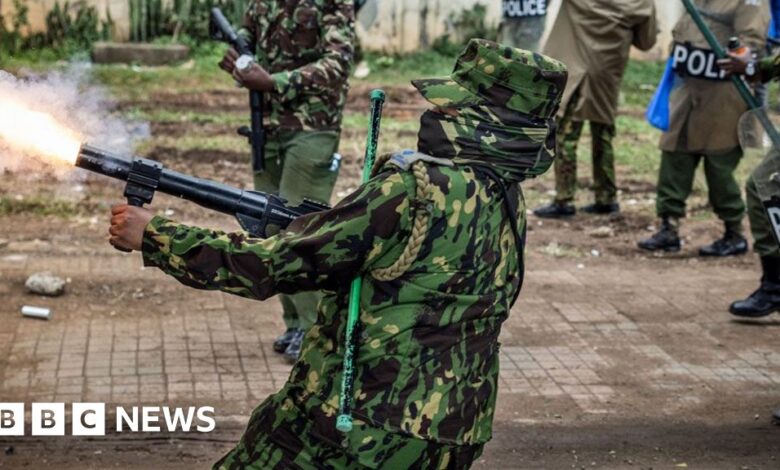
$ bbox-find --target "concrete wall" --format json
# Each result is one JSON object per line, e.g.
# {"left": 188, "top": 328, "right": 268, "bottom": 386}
{"left": 356, "top": 0, "right": 682, "bottom": 59}
{"left": 1, "top": 0, "right": 131, "bottom": 40}
{"left": 2, "top": 0, "right": 682, "bottom": 58}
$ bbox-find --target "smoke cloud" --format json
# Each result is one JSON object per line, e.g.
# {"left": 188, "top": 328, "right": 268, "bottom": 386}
{"left": 0, "top": 63, "right": 148, "bottom": 176}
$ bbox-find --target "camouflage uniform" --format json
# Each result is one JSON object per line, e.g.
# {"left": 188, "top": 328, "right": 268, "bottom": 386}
{"left": 730, "top": 53, "right": 780, "bottom": 318}
{"left": 238, "top": 0, "right": 355, "bottom": 333}
{"left": 746, "top": 53, "right": 780, "bottom": 257}
{"left": 553, "top": 88, "right": 618, "bottom": 205}
{"left": 141, "top": 39, "right": 567, "bottom": 469}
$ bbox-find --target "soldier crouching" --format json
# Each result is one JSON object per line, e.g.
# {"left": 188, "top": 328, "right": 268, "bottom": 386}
{"left": 105, "top": 39, "right": 567, "bottom": 469}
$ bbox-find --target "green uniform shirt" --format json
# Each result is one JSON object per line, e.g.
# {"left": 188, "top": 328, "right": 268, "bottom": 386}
{"left": 141, "top": 162, "right": 524, "bottom": 450}
{"left": 239, "top": 0, "right": 355, "bottom": 132}
{"left": 760, "top": 54, "right": 780, "bottom": 80}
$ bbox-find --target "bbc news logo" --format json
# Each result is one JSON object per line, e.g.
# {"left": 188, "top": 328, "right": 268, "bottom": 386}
{"left": 0, "top": 403, "right": 216, "bottom": 436}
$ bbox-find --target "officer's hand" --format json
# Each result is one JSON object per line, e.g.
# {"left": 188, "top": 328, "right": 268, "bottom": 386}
{"left": 233, "top": 62, "right": 275, "bottom": 92}
{"left": 108, "top": 204, "right": 154, "bottom": 252}
{"left": 718, "top": 49, "right": 755, "bottom": 79}
{"left": 219, "top": 47, "right": 239, "bottom": 74}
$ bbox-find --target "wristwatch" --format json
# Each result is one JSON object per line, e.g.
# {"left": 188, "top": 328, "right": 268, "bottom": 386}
{"left": 235, "top": 55, "right": 254, "bottom": 72}
{"left": 745, "top": 60, "right": 756, "bottom": 78}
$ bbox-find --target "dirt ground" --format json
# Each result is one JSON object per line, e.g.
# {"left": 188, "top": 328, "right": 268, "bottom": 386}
{"left": 1, "top": 85, "right": 780, "bottom": 469}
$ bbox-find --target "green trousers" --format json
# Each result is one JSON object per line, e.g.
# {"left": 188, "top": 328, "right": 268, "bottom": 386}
{"left": 253, "top": 130, "right": 340, "bottom": 330}
{"left": 655, "top": 149, "right": 745, "bottom": 233}
{"left": 554, "top": 119, "right": 618, "bottom": 205}
{"left": 746, "top": 175, "right": 780, "bottom": 257}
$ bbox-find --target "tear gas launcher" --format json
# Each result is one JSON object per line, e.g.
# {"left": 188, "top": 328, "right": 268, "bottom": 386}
{"left": 75, "top": 144, "right": 329, "bottom": 238}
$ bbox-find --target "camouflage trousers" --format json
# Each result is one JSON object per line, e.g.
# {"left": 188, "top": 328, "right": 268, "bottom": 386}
{"left": 213, "top": 393, "right": 484, "bottom": 470}
{"left": 655, "top": 149, "right": 745, "bottom": 233}
{"left": 254, "top": 130, "right": 341, "bottom": 331}
{"left": 553, "top": 119, "right": 617, "bottom": 205}
{"left": 500, "top": 16, "right": 546, "bottom": 53}
{"left": 746, "top": 175, "right": 780, "bottom": 257}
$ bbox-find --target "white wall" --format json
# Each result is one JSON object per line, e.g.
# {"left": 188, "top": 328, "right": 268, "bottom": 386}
{"left": 2, "top": 0, "right": 681, "bottom": 59}
{"left": 1, "top": 0, "right": 131, "bottom": 40}
{"left": 357, "top": 0, "right": 682, "bottom": 59}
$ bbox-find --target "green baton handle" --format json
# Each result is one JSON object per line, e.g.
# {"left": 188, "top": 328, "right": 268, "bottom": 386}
{"left": 337, "top": 89, "right": 386, "bottom": 433}
{"left": 680, "top": 0, "right": 780, "bottom": 150}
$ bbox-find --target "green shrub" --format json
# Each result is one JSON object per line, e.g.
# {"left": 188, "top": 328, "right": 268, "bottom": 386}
{"left": 432, "top": 3, "right": 498, "bottom": 56}
{"left": 0, "top": 0, "right": 112, "bottom": 58}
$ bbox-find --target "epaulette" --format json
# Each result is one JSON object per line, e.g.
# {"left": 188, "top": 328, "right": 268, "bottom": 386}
{"left": 386, "top": 149, "right": 454, "bottom": 171}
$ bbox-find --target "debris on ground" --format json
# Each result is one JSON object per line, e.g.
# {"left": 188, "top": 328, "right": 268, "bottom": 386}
{"left": 588, "top": 226, "right": 615, "bottom": 238}
{"left": 541, "top": 241, "right": 582, "bottom": 258}
{"left": 4, "top": 445, "right": 13, "bottom": 455}
{"left": 25, "top": 272, "right": 67, "bottom": 296}
{"left": 21, "top": 305, "right": 52, "bottom": 320}
{"left": 0, "top": 238, "right": 8, "bottom": 249}
{"left": 353, "top": 61, "right": 370, "bottom": 79}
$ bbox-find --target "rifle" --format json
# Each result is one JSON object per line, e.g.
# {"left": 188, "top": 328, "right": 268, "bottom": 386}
{"left": 209, "top": 7, "right": 266, "bottom": 173}
{"left": 76, "top": 144, "right": 328, "bottom": 241}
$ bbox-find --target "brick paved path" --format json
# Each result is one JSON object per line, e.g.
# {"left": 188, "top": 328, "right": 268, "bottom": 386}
{"left": 2, "top": 242, "right": 777, "bottom": 425}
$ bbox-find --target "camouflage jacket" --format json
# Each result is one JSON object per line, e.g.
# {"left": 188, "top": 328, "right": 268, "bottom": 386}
{"left": 141, "top": 159, "right": 525, "bottom": 454}
{"left": 760, "top": 54, "right": 780, "bottom": 81}
{"left": 238, "top": 0, "right": 354, "bottom": 132}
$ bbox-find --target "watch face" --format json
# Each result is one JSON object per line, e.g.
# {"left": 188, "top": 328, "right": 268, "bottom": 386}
{"left": 236, "top": 55, "right": 253, "bottom": 71}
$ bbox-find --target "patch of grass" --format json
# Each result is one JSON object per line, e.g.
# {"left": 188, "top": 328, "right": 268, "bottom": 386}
{"left": 356, "top": 50, "right": 454, "bottom": 85}
{"left": 342, "top": 112, "right": 419, "bottom": 132}
{"left": 124, "top": 107, "right": 247, "bottom": 126}
{"left": 136, "top": 134, "right": 248, "bottom": 154}
{"left": 538, "top": 241, "right": 583, "bottom": 258}
{"left": 89, "top": 43, "right": 229, "bottom": 99}
{"left": 613, "top": 115, "right": 663, "bottom": 177}
{"left": 621, "top": 59, "right": 665, "bottom": 109}
{"left": 0, "top": 196, "right": 80, "bottom": 217}
{"left": 0, "top": 47, "right": 90, "bottom": 71}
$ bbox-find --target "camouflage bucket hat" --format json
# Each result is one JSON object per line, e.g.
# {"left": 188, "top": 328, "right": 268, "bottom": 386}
{"left": 412, "top": 38, "right": 568, "bottom": 120}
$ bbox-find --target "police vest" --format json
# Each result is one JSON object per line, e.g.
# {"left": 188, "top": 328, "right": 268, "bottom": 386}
{"left": 671, "top": 42, "right": 727, "bottom": 80}
{"left": 503, "top": 0, "right": 548, "bottom": 19}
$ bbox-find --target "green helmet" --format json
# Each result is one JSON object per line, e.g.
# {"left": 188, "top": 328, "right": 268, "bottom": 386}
{"left": 412, "top": 38, "right": 568, "bottom": 120}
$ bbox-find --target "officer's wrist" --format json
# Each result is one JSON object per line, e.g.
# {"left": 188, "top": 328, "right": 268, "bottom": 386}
{"left": 745, "top": 60, "right": 757, "bottom": 78}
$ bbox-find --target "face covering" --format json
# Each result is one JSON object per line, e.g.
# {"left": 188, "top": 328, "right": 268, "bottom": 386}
{"left": 417, "top": 105, "right": 556, "bottom": 183}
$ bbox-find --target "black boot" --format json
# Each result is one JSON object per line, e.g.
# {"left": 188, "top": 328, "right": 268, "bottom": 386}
{"left": 730, "top": 257, "right": 780, "bottom": 318}
{"left": 273, "top": 328, "right": 302, "bottom": 354}
{"left": 582, "top": 202, "right": 620, "bottom": 215}
{"left": 699, "top": 230, "right": 748, "bottom": 257}
{"left": 533, "top": 201, "right": 576, "bottom": 219}
{"left": 284, "top": 329, "right": 306, "bottom": 363}
{"left": 637, "top": 218, "right": 681, "bottom": 252}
